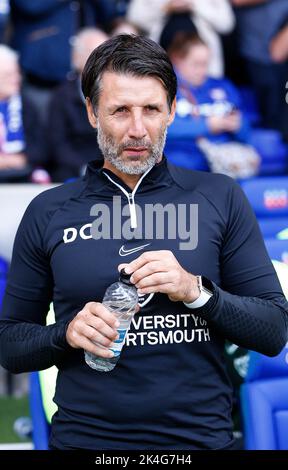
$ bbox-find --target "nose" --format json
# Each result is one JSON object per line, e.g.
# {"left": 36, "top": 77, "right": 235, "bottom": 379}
{"left": 127, "top": 110, "right": 147, "bottom": 140}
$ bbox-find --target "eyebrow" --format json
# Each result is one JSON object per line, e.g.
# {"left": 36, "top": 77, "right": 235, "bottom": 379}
{"left": 108, "top": 103, "right": 164, "bottom": 112}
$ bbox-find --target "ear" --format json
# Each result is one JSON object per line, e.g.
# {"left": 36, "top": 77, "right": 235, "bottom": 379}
{"left": 86, "top": 98, "right": 98, "bottom": 129}
{"left": 167, "top": 97, "right": 176, "bottom": 126}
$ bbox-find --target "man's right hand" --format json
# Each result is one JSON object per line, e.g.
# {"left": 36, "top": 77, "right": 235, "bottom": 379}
{"left": 66, "top": 302, "right": 120, "bottom": 359}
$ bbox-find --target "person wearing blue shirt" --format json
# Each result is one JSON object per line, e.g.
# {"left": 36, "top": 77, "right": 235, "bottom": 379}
{"left": 166, "top": 32, "right": 259, "bottom": 176}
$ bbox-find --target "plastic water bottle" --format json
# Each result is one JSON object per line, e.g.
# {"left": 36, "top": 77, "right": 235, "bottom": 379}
{"left": 85, "top": 269, "right": 138, "bottom": 372}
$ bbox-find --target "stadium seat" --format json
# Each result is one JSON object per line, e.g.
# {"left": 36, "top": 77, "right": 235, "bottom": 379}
{"left": 250, "top": 129, "right": 288, "bottom": 176}
{"left": 258, "top": 218, "right": 288, "bottom": 239}
{"left": 241, "top": 177, "right": 288, "bottom": 238}
{"left": 165, "top": 145, "right": 210, "bottom": 172}
{"left": 240, "top": 260, "right": 288, "bottom": 450}
{"left": 240, "top": 345, "right": 288, "bottom": 450}
{"left": 264, "top": 238, "right": 288, "bottom": 264}
{"left": 238, "top": 87, "right": 261, "bottom": 126}
{"left": 241, "top": 176, "right": 288, "bottom": 218}
{"left": 0, "top": 256, "right": 8, "bottom": 311}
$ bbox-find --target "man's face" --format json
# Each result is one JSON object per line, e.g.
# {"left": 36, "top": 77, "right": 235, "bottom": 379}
{"left": 86, "top": 72, "right": 176, "bottom": 175}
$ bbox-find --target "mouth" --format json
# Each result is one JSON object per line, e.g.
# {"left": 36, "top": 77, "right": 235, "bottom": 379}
{"left": 123, "top": 148, "right": 148, "bottom": 157}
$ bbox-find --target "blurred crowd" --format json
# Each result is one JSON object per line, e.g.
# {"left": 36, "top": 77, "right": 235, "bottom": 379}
{"left": 0, "top": 0, "right": 287, "bottom": 183}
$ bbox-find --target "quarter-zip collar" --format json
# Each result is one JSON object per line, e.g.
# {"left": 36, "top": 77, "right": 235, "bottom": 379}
{"left": 83, "top": 156, "right": 173, "bottom": 229}
{"left": 84, "top": 156, "right": 172, "bottom": 194}
{"left": 102, "top": 166, "right": 152, "bottom": 229}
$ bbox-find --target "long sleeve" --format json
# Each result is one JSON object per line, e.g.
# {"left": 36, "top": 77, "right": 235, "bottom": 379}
{"left": 0, "top": 192, "right": 74, "bottom": 373}
{"left": 0, "top": 307, "right": 72, "bottom": 373}
{"left": 190, "top": 179, "right": 288, "bottom": 356}
{"left": 195, "top": 284, "right": 288, "bottom": 357}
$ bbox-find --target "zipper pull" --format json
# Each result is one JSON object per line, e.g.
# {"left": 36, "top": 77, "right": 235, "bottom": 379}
{"left": 128, "top": 193, "right": 137, "bottom": 229}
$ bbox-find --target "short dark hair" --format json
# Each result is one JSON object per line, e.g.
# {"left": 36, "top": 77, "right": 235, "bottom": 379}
{"left": 81, "top": 34, "right": 177, "bottom": 111}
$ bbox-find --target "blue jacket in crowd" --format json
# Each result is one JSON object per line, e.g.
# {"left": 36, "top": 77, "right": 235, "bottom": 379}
{"left": 166, "top": 76, "right": 251, "bottom": 171}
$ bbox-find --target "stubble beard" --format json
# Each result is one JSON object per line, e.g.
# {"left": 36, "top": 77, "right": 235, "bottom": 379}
{"left": 96, "top": 123, "right": 168, "bottom": 175}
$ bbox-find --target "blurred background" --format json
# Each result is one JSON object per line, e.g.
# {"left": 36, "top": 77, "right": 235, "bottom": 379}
{"left": 0, "top": 0, "right": 287, "bottom": 450}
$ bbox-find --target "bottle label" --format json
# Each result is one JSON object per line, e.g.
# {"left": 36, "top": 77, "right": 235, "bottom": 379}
{"left": 109, "top": 328, "right": 127, "bottom": 357}
{"left": 114, "top": 329, "right": 127, "bottom": 344}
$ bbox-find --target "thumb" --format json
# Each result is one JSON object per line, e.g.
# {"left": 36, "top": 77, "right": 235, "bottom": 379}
{"left": 118, "top": 263, "right": 130, "bottom": 273}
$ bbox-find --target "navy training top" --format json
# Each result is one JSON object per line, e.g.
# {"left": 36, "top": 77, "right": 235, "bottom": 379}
{"left": 0, "top": 157, "right": 287, "bottom": 450}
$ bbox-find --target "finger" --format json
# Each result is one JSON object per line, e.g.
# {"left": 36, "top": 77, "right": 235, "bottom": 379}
{"left": 88, "top": 302, "right": 119, "bottom": 329}
{"left": 130, "top": 260, "right": 167, "bottom": 284}
{"left": 80, "top": 323, "right": 118, "bottom": 348}
{"left": 82, "top": 337, "right": 114, "bottom": 359}
{"left": 123, "top": 250, "right": 172, "bottom": 275}
{"left": 117, "top": 263, "right": 130, "bottom": 273}
{"left": 67, "top": 326, "right": 115, "bottom": 356}
{"left": 86, "top": 314, "right": 119, "bottom": 341}
{"left": 138, "top": 282, "right": 175, "bottom": 295}
{"left": 135, "top": 272, "right": 173, "bottom": 290}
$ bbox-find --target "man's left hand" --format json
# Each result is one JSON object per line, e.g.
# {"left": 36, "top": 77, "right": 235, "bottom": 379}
{"left": 118, "top": 250, "right": 199, "bottom": 303}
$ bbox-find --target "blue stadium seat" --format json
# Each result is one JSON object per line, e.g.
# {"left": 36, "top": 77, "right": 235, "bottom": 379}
{"left": 241, "top": 176, "right": 288, "bottom": 218}
{"left": 0, "top": 256, "right": 8, "bottom": 312}
{"left": 258, "top": 218, "right": 288, "bottom": 239}
{"left": 264, "top": 238, "right": 288, "bottom": 264}
{"left": 241, "top": 177, "right": 288, "bottom": 238}
{"left": 240, "top": 346, "right": 288, "bottom": 449}
{"left": 249, "top": 129, "right": 288, "bottom": 176}
{"left": 165, "top": 146, "right": 210, "bottom": 172}
{"left": 251, "top": 130, "right": 287, "bottom": 160}
{"left": 259, "top": 162, "right": 288, "bottom": 176}
{"left": 239, "top": 87, "right": 261, "bottom": 126}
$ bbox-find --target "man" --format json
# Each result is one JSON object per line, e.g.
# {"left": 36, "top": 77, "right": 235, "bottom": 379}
{"left": 0, "top": 35, "right": 287, "bottom": 450}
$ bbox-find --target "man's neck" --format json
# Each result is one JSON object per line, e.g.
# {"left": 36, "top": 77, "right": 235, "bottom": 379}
{"left": 102, "top": 157, "right": 162, "bottom": 190}
{"left": 102, "top": 161, "right": 140, "bottom": 190}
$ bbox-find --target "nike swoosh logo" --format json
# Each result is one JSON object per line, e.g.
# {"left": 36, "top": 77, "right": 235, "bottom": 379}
{"left": 119, "top": 243, "right": 151, "bottom": 257}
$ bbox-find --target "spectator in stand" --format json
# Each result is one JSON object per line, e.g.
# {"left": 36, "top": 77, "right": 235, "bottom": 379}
{"left": 0, "top": 45, "right": 46, "bottom": 183}
{"left": 232, "top": 0, "right": 288, "bottom": 131}
{"left": 166, "top": 33, "right": 260, "bottom": 178}
{"left": 47, "top": 28, "right": 108, "bottom": 182}
{"left": 127, "top": 0, "right": 235, "bottom": 77}
{"left": 9, "top": 0, "right": 117, "bottom": 125}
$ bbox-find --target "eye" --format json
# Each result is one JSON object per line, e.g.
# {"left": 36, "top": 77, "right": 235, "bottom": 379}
{"left": 145, "top": 105, "right": 159, "bottom": 112}
{"left": 114, "top": 106, "right": 128, "bottom": 114}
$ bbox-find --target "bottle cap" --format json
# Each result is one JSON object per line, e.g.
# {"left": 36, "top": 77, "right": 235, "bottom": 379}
{"left": 119, "top": 268, "right": 134, "bottom": 286}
